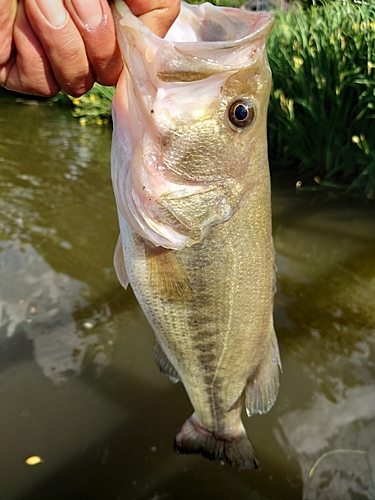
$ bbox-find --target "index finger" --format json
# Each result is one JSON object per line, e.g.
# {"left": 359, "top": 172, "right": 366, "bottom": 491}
{"left": 64, "top": 0, "right": 122, "bottom": 87}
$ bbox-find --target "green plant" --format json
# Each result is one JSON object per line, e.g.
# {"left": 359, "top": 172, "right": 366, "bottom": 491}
{"left": 267, "top": 1, "right": 375, "bottom": 198}
{"left": 68, "top": 83, "right": 115, "bottom": 126}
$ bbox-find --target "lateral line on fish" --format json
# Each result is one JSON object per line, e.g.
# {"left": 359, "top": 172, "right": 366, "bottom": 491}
{"left": 210, "top": 229, "right": 236, "bottom": 428}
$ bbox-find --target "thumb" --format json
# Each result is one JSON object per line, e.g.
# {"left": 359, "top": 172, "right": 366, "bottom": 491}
{"left": 124, "top": 0, "right": 180, "bottom": 37}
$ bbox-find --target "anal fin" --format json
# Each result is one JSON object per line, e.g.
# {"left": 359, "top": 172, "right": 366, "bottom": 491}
{"left": 245, "top": 326, "right": 281, "bottom": 416}
{"left": 153, "top": 337, "right": 180, "bottom": 383}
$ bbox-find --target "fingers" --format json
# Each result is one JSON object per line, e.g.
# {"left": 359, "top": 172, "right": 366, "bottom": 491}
{"left": 25, "top": 0, "right": 94, "bottom": 96}
{"left": 64, "top": 0, "right": 122, "bottom": 87}
{"left": 0, "top": 0, "right": 180, "bottom": 97}
{"left": 0, "top": 0, "right": 17, "bottom": 66}
{"left": 1, "top": 2, "right": 59, "bottom": 96}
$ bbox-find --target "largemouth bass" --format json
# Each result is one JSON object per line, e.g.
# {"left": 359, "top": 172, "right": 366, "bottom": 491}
{"left": 111, "top": 0, "right": 280, "bottom": 469}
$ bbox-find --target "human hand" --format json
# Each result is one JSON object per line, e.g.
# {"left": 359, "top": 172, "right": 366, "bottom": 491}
{"left": 0, "top": 0, "right": 180, "bottom": 97}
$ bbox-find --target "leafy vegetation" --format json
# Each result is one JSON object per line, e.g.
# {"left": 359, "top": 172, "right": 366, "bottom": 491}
{"left": 53, "top": 83, "right": 115, "bottom": 126}
{"left": 267, "top": 1, "right": 375, "bottom": 198}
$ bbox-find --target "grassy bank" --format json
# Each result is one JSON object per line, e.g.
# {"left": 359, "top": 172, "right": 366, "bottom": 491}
{"left": 267, "top": 1, "right": 375, "bottom": 198}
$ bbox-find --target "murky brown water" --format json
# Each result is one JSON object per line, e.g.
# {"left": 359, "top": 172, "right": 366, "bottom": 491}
{"left": 1, "top": 95, "right": 374, "bottom": 500}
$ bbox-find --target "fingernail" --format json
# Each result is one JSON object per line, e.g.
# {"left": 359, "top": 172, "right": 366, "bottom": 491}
{"left": 70, "top": 0, "right": 103, "bottom": 30}
{"left": 36, "top": 0, "right": 68, "bottom": 27}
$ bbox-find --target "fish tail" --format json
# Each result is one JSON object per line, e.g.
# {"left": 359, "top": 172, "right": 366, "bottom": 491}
{"left": 174, "top": 414, "right": 260, "bottom": 469}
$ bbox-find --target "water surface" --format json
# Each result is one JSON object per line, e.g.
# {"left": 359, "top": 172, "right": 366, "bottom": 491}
{"left": 0, "top": 97, "right": 374, "bottom": 499}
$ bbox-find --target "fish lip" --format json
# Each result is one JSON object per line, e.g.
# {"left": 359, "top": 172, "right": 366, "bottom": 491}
{"left": 168, "top": 12, "right": 275, "bottom": 50}
{"left": 112, "top": 0, "right": 274, "bottom": 48}
{"left": 112, "top": 0, "right": 274, "bottom": 86}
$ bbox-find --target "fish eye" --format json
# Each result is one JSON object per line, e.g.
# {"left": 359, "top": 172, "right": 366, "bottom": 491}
{"left": 227, "top": 98, "right": 255, "bottom": 129}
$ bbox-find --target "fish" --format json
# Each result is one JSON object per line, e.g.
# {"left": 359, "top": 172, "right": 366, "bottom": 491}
{"left": 110, "top": 0, "right": 281, "bottom": 469}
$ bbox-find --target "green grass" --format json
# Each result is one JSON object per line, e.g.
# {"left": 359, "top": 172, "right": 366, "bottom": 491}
{"left": 267, "top": 1, "right": 375, "bottom": 198}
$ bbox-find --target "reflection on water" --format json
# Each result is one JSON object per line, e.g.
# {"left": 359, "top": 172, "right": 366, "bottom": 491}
{"left": 0, "top": 97, "right": 374, "bottom": 499}
{"left": 276, "top": 384, "right": 375, "bottom": 499}
{"left": 273, "top": 188, "right": 375, "bottom": 499}
{"left": 0, "top": 241, "right": 110, "bottom": 382}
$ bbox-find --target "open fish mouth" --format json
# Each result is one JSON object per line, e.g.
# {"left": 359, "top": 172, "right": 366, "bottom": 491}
{"left": 113, "top": 0, "right": 274, "bottom": 76}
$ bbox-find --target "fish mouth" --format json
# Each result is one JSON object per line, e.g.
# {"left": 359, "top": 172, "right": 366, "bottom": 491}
{"left": 165, "top": 4, "right": 274, "bottom": 47}
{"left": 112, "top": 0, "right": 274, "bottom": 84}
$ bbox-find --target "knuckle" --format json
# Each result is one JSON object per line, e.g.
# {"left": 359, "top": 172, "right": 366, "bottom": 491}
{"left": 61, "top": 76, "right": 94, "bottom": 97}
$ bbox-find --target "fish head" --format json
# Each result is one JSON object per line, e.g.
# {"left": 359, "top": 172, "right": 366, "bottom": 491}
{"left": 111, "top": 0, "right": 274, "bottom": 249}
{"left": 152, "top": 61, "right": 273, "bottom": 184}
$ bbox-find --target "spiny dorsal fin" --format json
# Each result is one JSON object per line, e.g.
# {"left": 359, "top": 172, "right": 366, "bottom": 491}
{"left": 153, "top": 337, "right": 180, "bottom": 383}
{"left": 145, "top": 244, "right": 194, "bottom": 301}
{"left": 245, "top": 325, "right": 281, "bottom": 416}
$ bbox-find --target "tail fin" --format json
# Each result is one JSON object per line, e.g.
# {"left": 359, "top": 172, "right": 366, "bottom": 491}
{"left": 174, "top": 415, "right": 260, "bottom": 469}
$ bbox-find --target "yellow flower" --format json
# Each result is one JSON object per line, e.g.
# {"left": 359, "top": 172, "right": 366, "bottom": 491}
{"left": 293, "top": 56, "right": 304, "bottom": 69}
{"left": 293, "top": 40, "right": 300, "bottom": 51}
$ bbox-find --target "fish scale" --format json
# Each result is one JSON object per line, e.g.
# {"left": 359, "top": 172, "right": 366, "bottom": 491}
{"left": 111, "top": 0, "right": 281, "bottom": 468}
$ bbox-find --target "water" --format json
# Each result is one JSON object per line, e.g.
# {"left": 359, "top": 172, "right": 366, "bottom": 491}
{"left": 0, "top": 96, "right": 374, "bottom": 500}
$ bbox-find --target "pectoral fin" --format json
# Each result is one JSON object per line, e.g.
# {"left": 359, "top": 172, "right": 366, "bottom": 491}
{"left": 145, "top": 243, "right": 194, "bottom": 301}
{"left": 245, "top": 326, "right": 281, "bottom": 416}
{"left": 114, "top": 236, "right": 129, "bottom": 289}
{"left": 153, "top": 337, "right": 180, "bottom": 383}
